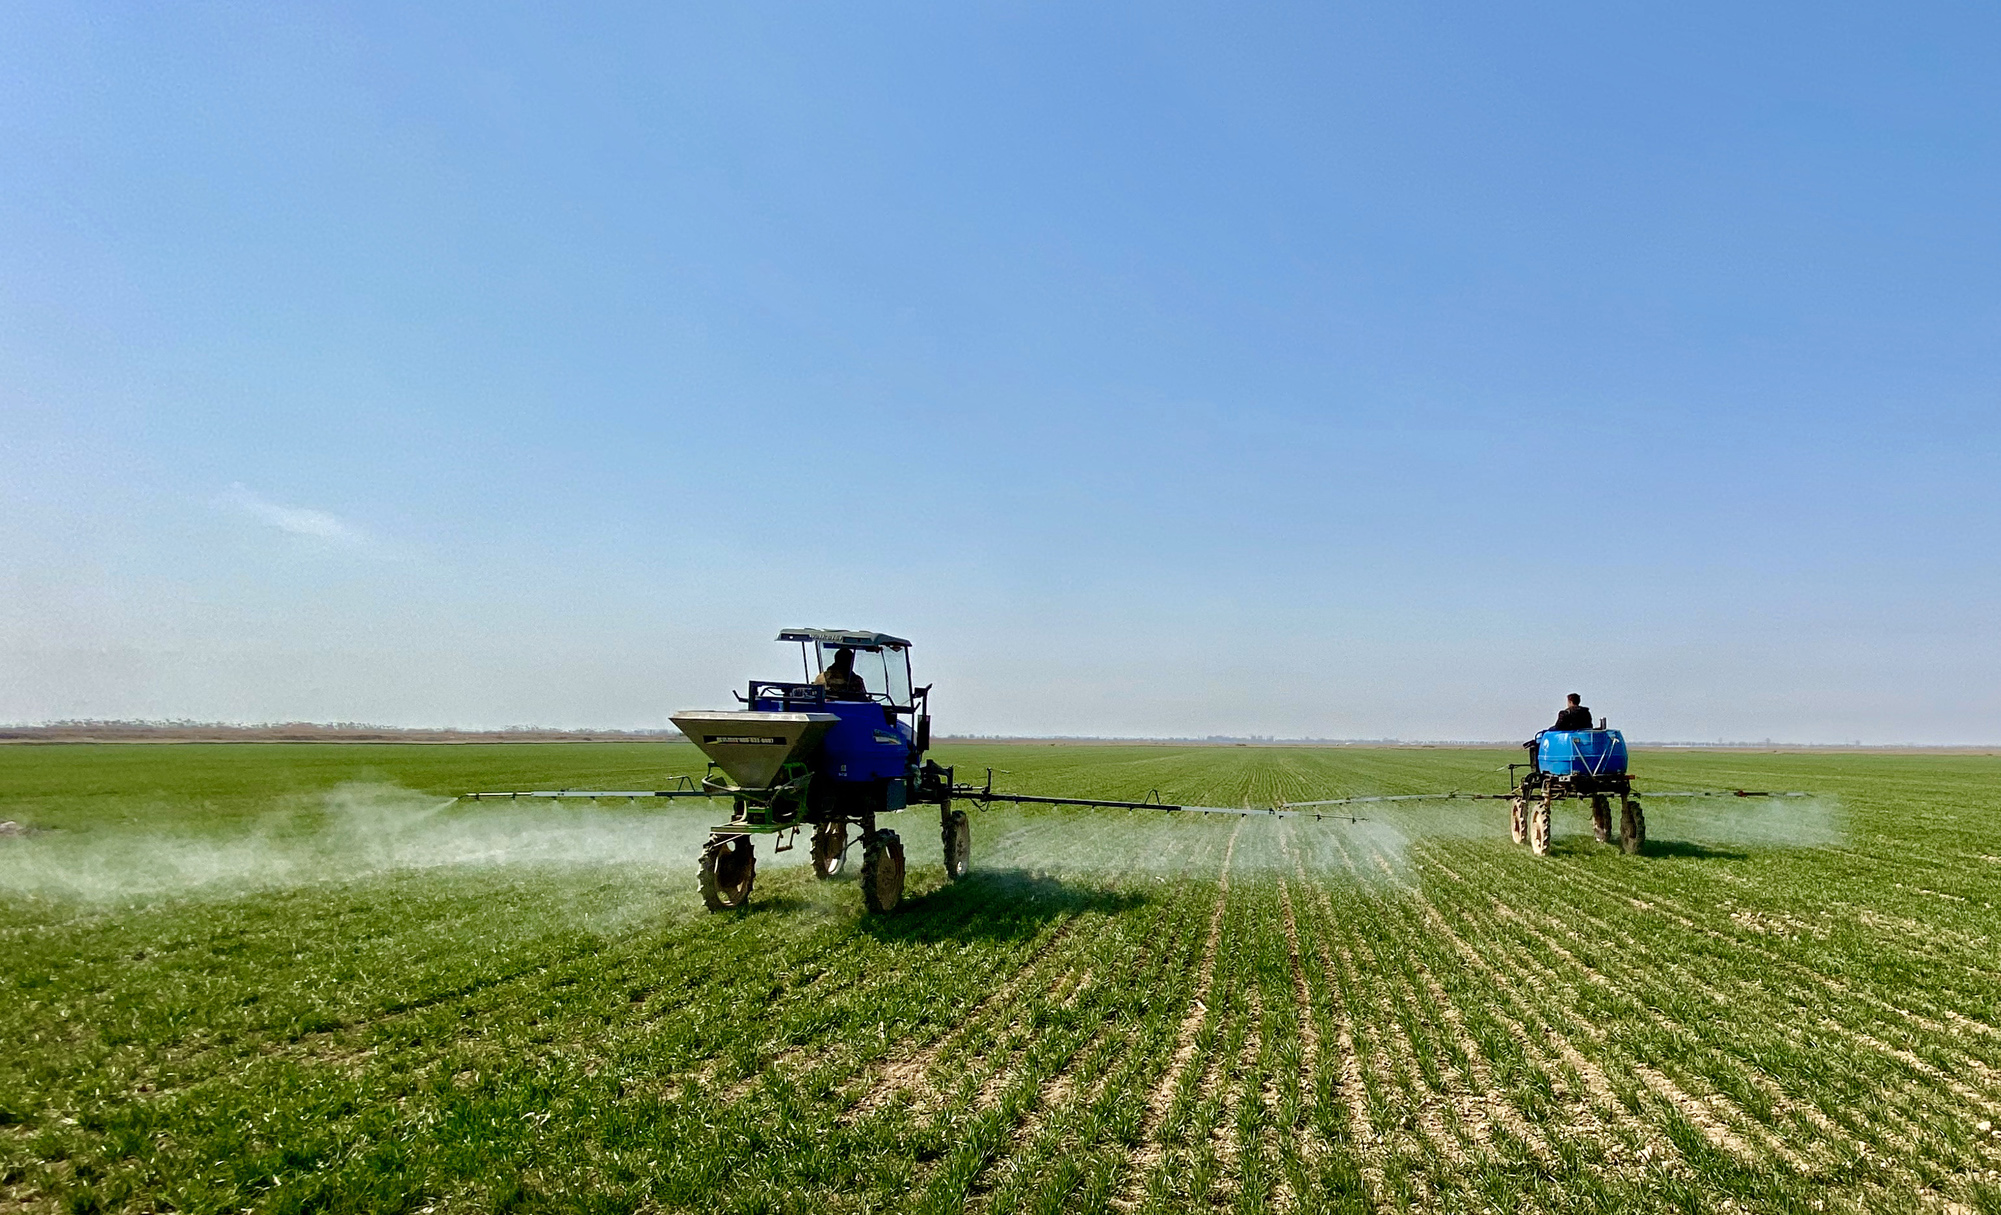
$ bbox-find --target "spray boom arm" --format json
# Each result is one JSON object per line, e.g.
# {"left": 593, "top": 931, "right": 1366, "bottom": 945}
{"left": 460, "top": 775, "right": 717, "bottom": 802}
{"left": 951, "top": 769, "right": 1365, "bottom": 821}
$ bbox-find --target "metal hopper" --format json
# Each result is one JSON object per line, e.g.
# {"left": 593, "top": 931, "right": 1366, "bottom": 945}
{"left": 670, "top": 710, "right": 839, "bottom": 790}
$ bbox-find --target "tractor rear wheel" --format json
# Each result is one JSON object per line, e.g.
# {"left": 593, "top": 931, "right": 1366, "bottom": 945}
{"left": 1529, "top": 800, "right": 1552, "bottom": 856}
{"left": 1620, "top": 798, "right": 1646, "bottom": 855}
{"left": 1509, "top": 798, "right": 1528, "bottom": 845}
{"left": 811, "top": 822, "right": 847, "bottom": 879}
{"left": 942, "top": 809, "right": 971, "bottom": 880}
{"left": 698, "top": 836, "right": 756, "bottom": 911}
{"left": 861, "top": 829, "right": 905, "bottom": 913}
{"left": 1591, "top": 796, "right": 1612, "bottom": 844}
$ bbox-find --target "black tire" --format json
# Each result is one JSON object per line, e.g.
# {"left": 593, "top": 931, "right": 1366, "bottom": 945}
{"left": 1529, "top": 801, "right": 1552, "bottom": 856}
{"left": 699, "top": 836, "right": 755, "bottom": 911}
{"left": 1591, "top": 796, "right": 1612, "bottom": 844}
{"left": 811, "top": 822, "right": 847, "bottom": 879}
{"left": 1621, "top": 798, "right": 1646, "bottom": 855}
{"left": 942, "top": 809, "right": 971, "bottom": 880}
{"left": 861, "top": 829, "right": 905, "bottom": 914}
{"left": 1509, "top": 798, "right": 1528, "bottom": 845}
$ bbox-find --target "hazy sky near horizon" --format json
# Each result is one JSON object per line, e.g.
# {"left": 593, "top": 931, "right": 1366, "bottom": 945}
{"left": 4, "top": 3, "right": 1999, "bottom": 743}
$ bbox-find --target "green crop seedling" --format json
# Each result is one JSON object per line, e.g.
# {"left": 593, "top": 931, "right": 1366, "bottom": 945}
{"left": 2, "top": 742, "right": 1999, "bottom": 1213}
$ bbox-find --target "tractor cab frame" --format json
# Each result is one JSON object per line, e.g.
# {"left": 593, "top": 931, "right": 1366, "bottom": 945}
{"left": 780, "top": 629, "right": 920, "bottom": 711}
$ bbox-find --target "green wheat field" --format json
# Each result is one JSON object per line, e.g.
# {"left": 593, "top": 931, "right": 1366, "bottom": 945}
{"left": 3, "top": 742, "right": 1999, "bottom": 1213}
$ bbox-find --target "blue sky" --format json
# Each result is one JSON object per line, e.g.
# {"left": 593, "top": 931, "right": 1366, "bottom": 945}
{"left": 4, "top": 3, "right": 1998, "bottom": 742}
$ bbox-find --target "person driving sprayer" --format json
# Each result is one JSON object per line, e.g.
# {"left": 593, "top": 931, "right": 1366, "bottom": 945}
{"left": 1552, "top": 693, "right": 1595, "bottom": 732}
{"left": 814, "top": 647, "right": 871, "bottom": 700}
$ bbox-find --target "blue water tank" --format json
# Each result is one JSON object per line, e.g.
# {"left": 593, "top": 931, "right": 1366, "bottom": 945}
{"left": 1537, "top": 729, "right": 1628, "bottom": 776}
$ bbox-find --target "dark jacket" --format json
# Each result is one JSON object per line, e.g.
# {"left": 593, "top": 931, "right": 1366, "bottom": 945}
{"left": 1552, "top": 705, "right": 1594, "bottom": 731}
{"left": 815, "top": 664, "right": 870, "bottom": 701}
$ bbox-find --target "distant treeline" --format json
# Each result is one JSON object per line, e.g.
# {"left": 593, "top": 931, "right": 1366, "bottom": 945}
{"left": 3, "top": 723, "right": 1979, "bottom": 750}
{"left": 0, "top": 721, "right": 686, "bottom": 744}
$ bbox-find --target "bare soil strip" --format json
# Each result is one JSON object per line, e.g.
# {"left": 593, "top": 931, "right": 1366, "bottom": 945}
{"left": 1277, "top": 878, "right": 1321, "bottom": 1086}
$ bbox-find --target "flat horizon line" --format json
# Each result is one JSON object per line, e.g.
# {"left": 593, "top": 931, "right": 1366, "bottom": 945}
{"left": 3, "top": 721, "right": 1998, "bottom": 751}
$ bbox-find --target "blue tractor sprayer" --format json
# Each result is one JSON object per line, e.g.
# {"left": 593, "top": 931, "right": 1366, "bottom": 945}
{"left": 463, "top": 627, "right": 1344, "bottom": 912}
{"left": 464, "top": 629, "right": 1805, "bottom": 911}
{"left": 1515, "top": 727, "right": 1640, "bottom": 855}
{"left": 1276, "top": 724, "right": 1806, "bottom": 855}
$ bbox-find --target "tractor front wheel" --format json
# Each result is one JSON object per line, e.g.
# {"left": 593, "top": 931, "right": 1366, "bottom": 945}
{"left": 811, "top": 822, "right": 847, "bottom": 879}
{"left": 942, "top": 809, "right": 971, "bottom": 880}
{"left": 1620, "top": 798, "right": 1646, "bottom": 855}
{"left": 861, "top": 829, "right": 906, "bottom": 914}
{"left": 699, "top": 836, "right": 756, "bottom": 911}
{"left": 1591, "top": 796, "right": 1612, "bottom": 844}
{"left": 1510, "top": 799, "right": 1528, "bottom": 845}
{"left": 1529, "top": 800, "right": 1552, "bottom": 856}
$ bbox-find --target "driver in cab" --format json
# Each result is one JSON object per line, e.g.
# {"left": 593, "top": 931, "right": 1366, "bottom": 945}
{"left": 814, "top": 648, "right": 871, "bottom": 700}
{"left": 1552, "top": 693, "right": 1595, "bottom": 732}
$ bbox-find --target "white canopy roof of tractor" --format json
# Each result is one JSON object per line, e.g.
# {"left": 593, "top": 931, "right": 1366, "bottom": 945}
{"left": 776, "top": 628, "right": 911, "bottom": 650}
